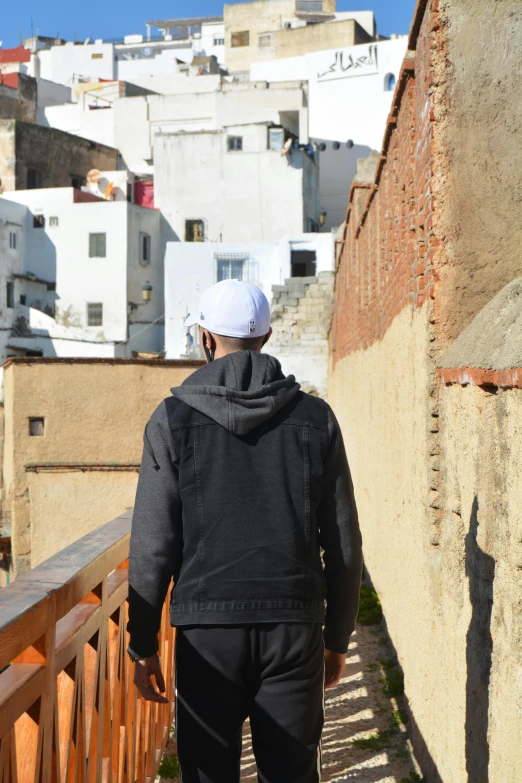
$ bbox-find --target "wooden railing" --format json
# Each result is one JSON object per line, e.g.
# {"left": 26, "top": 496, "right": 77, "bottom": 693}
{"left": 0, "top": 513, "right": 175, "bottom": 783}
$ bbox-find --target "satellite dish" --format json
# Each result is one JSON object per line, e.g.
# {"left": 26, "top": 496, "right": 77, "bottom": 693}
{"left": 87, "top": 169, "right": 101, "bottom": 183}
{"left": 281, "top": 137, "right": 292, "bottom": 157}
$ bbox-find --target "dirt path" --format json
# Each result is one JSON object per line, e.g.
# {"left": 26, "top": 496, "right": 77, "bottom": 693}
{"left": 241, "top": 624, "right": 419, "bottom": 783}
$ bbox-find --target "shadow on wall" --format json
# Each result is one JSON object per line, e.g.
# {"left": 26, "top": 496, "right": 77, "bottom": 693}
{"left": 313, "top": 140, "right": 372, "bottom": 231}
{"left": 465, "top": 496, "right": 494, "bottom": 783}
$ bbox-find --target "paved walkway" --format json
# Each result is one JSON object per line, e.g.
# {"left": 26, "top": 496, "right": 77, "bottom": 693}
{"left": 159, "top": 624, "right": 419, "bottom": 782}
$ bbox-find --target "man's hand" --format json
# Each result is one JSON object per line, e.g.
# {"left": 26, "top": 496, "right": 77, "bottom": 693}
{"left": 324, "top": 649, "right": 346, "bottom": 689}
{"left": 133, "top": 653, "right": 169, "bottom": 703}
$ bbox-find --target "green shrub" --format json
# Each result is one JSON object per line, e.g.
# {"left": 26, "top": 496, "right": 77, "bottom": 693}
{"left": 357, "top": 584, "right": 383, "bottom": 625}
{"left": 158, "top": 754, "right": 179, "bottom": 779}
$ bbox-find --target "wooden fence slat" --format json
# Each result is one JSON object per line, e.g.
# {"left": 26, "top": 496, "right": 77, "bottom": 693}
{"left": 0, "top": 514, "right": 174, "bottom": 783}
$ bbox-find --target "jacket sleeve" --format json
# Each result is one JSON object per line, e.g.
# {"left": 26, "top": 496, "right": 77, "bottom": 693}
{"left": 127, "top": 401, "right": 182, "bottom": 658}
{"left": 317, "top": 406, "right": 363, "bottom": 654}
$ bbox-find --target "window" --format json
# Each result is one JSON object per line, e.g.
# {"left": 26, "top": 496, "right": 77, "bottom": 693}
{"left": 185, "top": 220, "right": 205, "bottom": 243}
{"left": 216, "top": 254, "right": 247, "bottom": 282}
{"left": 33, "top": 215, "right": 45, "bottom": 229}
{"left": 87, "top": 302, "right": 103, "bottom": 326}
{"left": 268, "top": 127, "right": 284, "bottom": 151}
{"left": 127, "top": 183, "right": 133, "bottom": 203}
{"left": 231, "top": 31, "right": 250, "bottom": 47}
{"left": 91, "top": 53, "right": 103, "bottom": 59}
{"left": 284, "top": 22, "right": 292, "bottom": 29}
{"left": 140, "top": 232, "right": 151, "bottom": 265}
{"left": 89, "top": 233, "right": 106, "bottom": 257}
{"left": 49, "top": 216, "right": 59, "bottom": 227}
{"left": 20, "top": 294, "right": 26, "bottom": 305}
{"left": 46, "top": 282, "right": 56, "bottom": 291}
{"left": 29, "top": 417, "right": 45, "bottom": 437}
{"left": 258, "top": 34, "right": 273, "bottom": 48}
{"left": 71, "top": 175, "right": 86, "bottom": 189}
{"left": 385, "top": 73, "right": 396, "bottom": 92}
{"left": 213, "top": 37, "right": 225, "bottom": 46}
{"left": 27, "top": 168, "right": 41, "bottom": 189}
{"left": 6, "top": 282, "right": 14, "bottom": 309}
{"left": 227, "top": 136, "right": 243, "bottom": 152}
{"left": 291, "top": 250, "right": 316, "bottom": 278}
{"left": 9, "top": 231, "right": 18, "bottom": 250}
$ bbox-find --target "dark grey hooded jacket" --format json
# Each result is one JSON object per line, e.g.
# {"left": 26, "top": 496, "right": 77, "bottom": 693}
{"left": 128, "top": 351, "right": 362, "bottom": 656}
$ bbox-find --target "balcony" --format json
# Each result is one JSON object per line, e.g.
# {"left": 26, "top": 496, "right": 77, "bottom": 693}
{"left": 0, "top": 513, "right": 174, "bottom": 782}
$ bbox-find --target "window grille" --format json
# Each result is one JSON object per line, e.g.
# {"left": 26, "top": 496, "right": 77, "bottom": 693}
{"left": 87, "top": 303, "right": 103, "bottom": 326}
{"left": 296, "top": 0, "right": 324, "bottom": 10}
{"left": 215, "top": 253, "right": 258, "bottom": 284}
{"left": 49, "top": 217, "right": 59, "bottom": 227}
{"left": 9, "top": 231, "right": 17, "bottom": 250}
{"left": 258, "top": 34, "right": 273, "bottom": 48}
{"left": 268, "top": 127, "right": 284, "bottom": 151}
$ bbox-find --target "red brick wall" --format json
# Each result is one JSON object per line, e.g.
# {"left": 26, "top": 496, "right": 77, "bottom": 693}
{"left": 331, "top": 0, "right": 440, "bottom": 362}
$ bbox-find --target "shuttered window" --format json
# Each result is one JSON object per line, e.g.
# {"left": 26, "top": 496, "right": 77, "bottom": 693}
{"left": 87, "top": 303, "right": 103, "bottom": 326}
{"left": 89, "top": 233, "right": 106, "bottom": 258}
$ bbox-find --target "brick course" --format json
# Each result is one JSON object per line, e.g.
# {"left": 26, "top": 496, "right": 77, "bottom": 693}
{"left": 331, "top": 1, "right": 440, "bottom": 363}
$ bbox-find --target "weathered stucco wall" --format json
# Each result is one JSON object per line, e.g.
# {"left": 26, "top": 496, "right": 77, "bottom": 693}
{"left": 2, "top": 358, "right": 203, "bottom": 576}
{"left": 435, "top": 0, "right": 522, "bottom": 343}
{"left": 439, "top": 384, "right": 522, "bottom": 783}
{"left": 329, "top": 0, "right": 522, "bottom": 779}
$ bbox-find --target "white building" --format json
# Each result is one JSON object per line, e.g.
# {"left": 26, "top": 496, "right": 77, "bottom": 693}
{"left": 154, "top": 121, "right": 320, "bottom": 246}
{"left": 251, "top": 37, "right": 408, "bottom": 229}
{"left": 23, "top": 18, "right": 226, "bottom": 90}
{"left": 164, "top": 232, "right": 334, "bottom": 359}
{"left": 0, "top": 186, "right": 164, "bottom": 360}
{"left": 39, "top": 79, "right": 310, "bottom": 174}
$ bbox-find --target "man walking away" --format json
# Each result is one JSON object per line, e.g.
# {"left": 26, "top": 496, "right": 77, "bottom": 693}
{"left": 127, "top": 280, "right": 363, "bottom": 783}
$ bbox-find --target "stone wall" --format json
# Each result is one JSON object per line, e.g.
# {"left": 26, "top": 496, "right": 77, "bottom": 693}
{"left": 329, "top": 0, "right": 522, "bottom": 780}
{"left": 270, "top": 272, "right": 334, "bottom": 399}
{"left": 0, "top": 74, "right": 37, "bottom": 123}
{"left": 0, "top": 120, "right": 119, "bottom": 193}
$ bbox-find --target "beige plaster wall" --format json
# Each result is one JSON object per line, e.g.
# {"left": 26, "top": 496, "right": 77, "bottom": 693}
{"left": 330, "top": 302, "right": 522, "bottom": 780}
{"left": 439, "top": 383, "right": 522, "bottom": 783}
{"left": 27, "top": 471, "right": 138, "bottom": 567}
{"left": 434, "top": 0, "right": 522, "bottom": 343}
{"left": 224, "top": 0, "right": 337, "bottom": 72}
{"left": 3, "top": 359, "right": 202, "bottom": 574}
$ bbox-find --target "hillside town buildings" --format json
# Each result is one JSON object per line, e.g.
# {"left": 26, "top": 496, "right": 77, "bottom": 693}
{"left": 0, "top": 0, "right": 406, "bottom": 374}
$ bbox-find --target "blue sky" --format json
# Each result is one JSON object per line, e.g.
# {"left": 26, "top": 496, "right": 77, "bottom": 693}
{"left": 2, "top": 1, "right": 415, "bottom": 49}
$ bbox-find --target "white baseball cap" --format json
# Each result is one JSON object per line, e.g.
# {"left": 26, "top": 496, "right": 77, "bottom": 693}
{"left": 185, "top": 280, "right": 271, "bottom": 338}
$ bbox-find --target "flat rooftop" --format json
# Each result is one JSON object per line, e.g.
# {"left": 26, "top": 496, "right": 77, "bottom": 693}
{"left": 147, "top": 16, "right": 223, "bottom": 29}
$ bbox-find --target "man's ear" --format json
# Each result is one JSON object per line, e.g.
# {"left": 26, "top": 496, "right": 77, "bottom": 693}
{"left": 262, "top": 327, "right": 273, "bottom": 347}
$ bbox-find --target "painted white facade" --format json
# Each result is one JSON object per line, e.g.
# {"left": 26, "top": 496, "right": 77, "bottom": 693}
{"left": 0, "top": 189, "right": 164, "bottom": 359}
{"left": 154, "top": 123, "right": 319, "bottom": 246}
{"left": 251, "top": 37, "right": 408, "bottom": 229}
{"left": 164, "top": 232, "right": 334, "bottom": 359}
{"left": 40, "top": 80, "right": 309, "bottom": 173}
{"left": 28, "top": 24, "right": 226, "bottom": 90}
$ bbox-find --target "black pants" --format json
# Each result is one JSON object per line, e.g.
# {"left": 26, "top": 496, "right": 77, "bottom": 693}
{"left": 175, "top": 623, "right": 325, "bottom": 783}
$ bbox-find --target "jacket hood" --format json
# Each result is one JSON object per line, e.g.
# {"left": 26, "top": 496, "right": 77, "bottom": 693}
{"left": 171, "top": 351, "right": 300, "bottom": 435}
